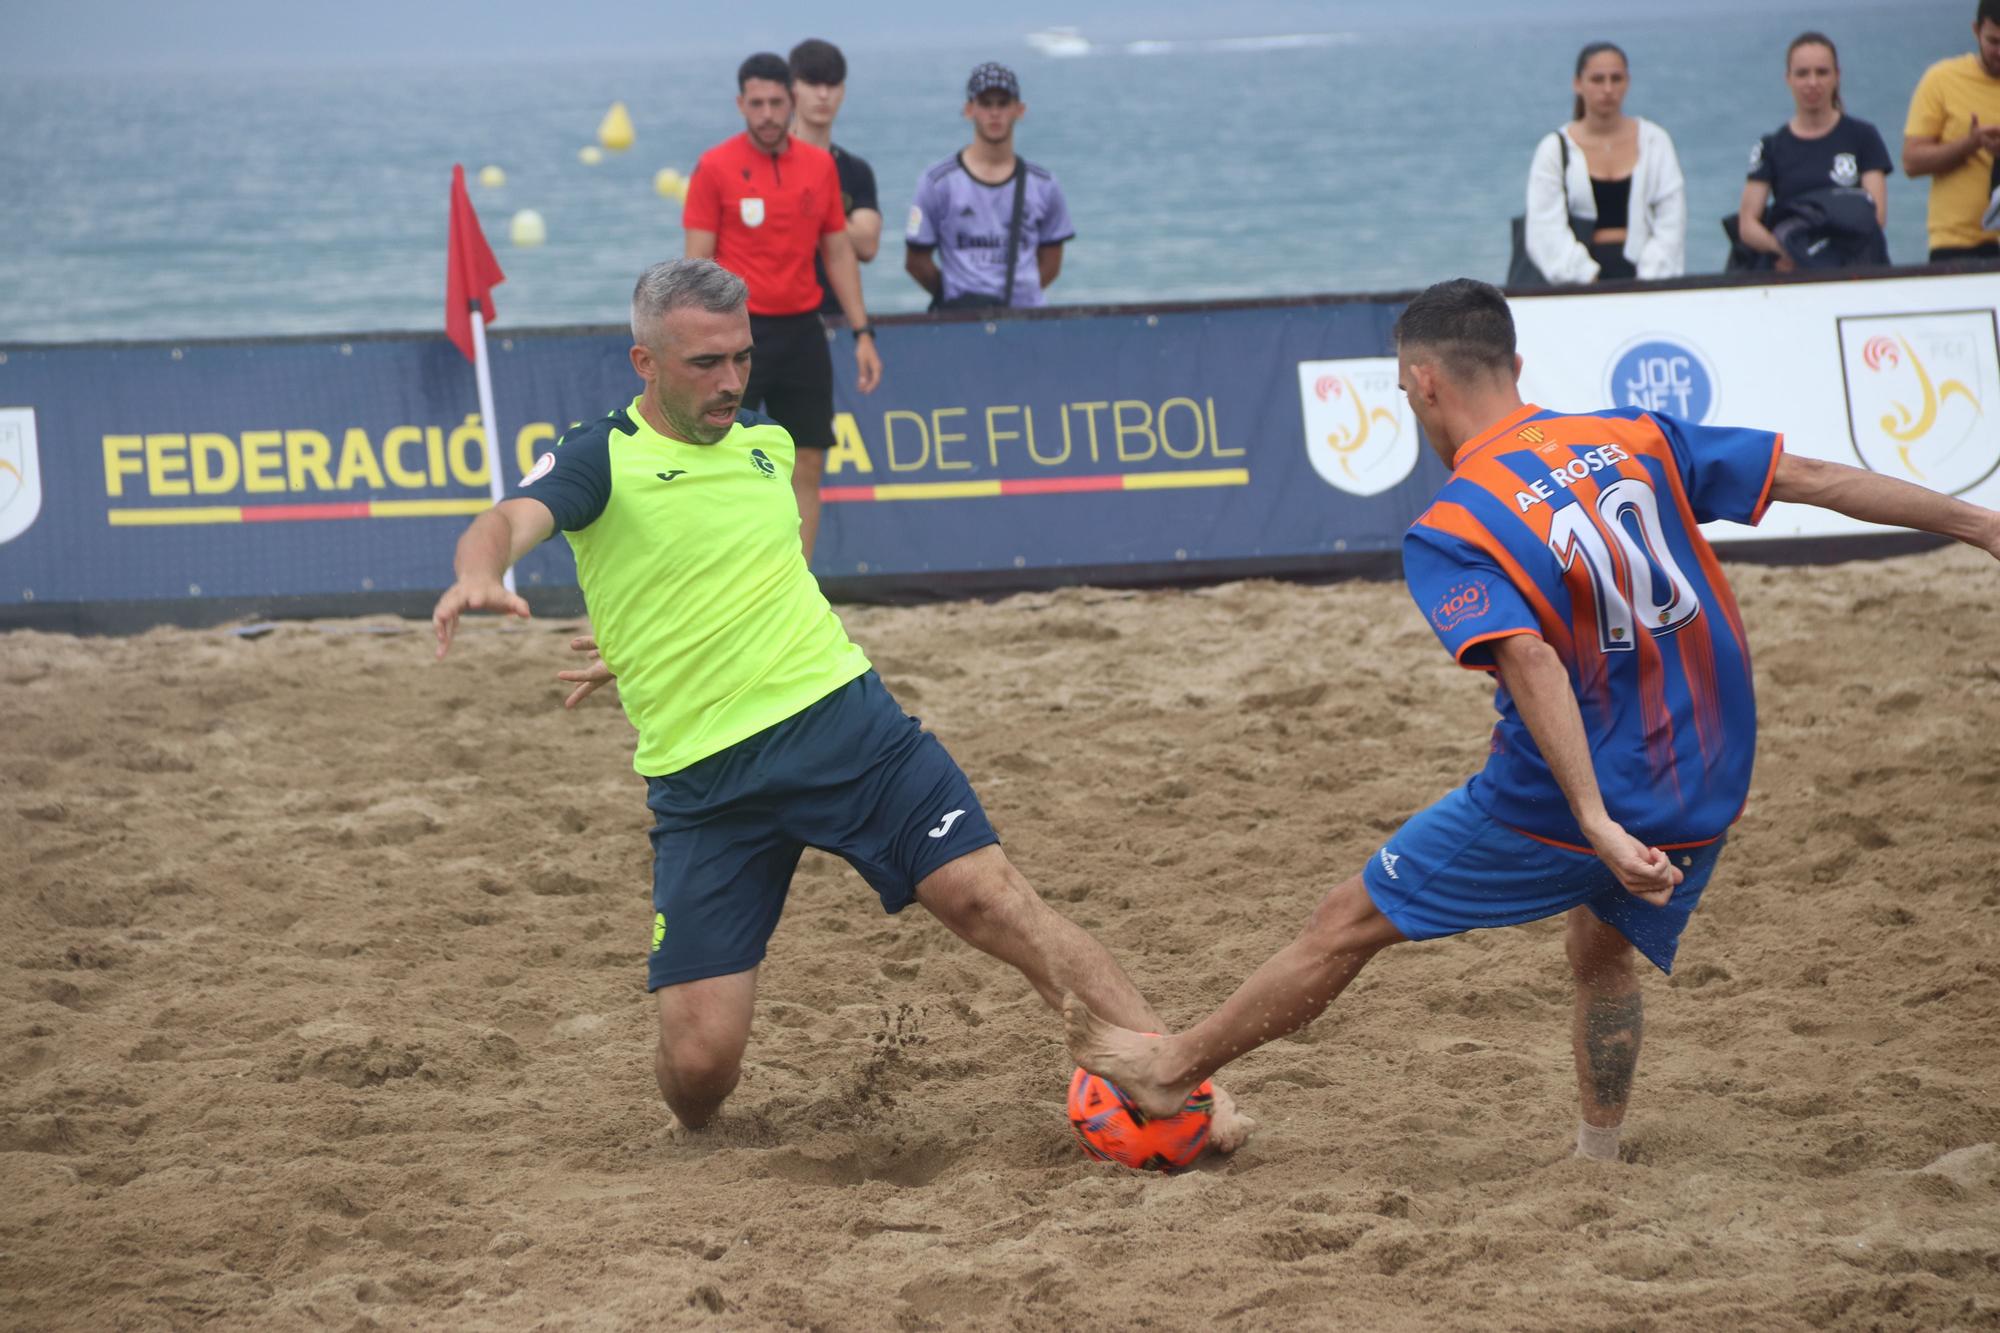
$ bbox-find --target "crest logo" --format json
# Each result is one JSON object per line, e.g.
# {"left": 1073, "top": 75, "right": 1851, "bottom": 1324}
{"left": 1606, "top": 336, "right": 1716, "bottom": 422}
{"left": 1838, "top": 311, "right": 2000, "bottom": 495}
{"left": 739, "top": 197, "right": 765, "bottom": 228}
{"left": 1295, "top": 357, "right": 1418, "bottom": 496}
{"left": 1431, "top": 580, "right": 1491, "bottom": 631}
{"left": 0, "top": 407, "right": 43, "bottom": 545}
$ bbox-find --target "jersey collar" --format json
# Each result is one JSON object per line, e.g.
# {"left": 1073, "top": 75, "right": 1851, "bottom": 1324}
{"left": 739, "top": 131, "right": 795, "bottom": 161}
{"left": 1452, "top": 403, "right": 1543, "bottom": 471}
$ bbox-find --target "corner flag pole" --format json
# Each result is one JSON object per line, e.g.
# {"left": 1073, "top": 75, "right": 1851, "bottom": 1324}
{"left": 468, "top": 307, "right": 512, "bottom": 594}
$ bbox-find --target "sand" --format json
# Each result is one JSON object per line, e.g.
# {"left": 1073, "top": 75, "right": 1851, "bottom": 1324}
{"left": 3, "top": 545, "right": 1999, "bottom": 1331}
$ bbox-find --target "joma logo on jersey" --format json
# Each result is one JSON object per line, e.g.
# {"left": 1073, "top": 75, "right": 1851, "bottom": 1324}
{"left": 1431, "top": 581, "right": 1491, "bottom": 631}
{"left": 1839, "top": 311, "right": 2000, "bottom": 496}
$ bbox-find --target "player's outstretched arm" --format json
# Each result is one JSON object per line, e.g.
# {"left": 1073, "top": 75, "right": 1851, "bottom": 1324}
{"left": 1490, "top": 634, "right": 1682, "bottom": 906}
{"left": 432, "top": 498, "right": 555, "bottom": 659}
{"left": 1770, "top": 453, "right": 2000, "bottom": 559}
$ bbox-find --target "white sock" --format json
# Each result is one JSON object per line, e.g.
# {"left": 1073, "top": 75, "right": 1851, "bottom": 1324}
{"left": 1576, "top": 1121, "right": 1622, "bottom": 1162}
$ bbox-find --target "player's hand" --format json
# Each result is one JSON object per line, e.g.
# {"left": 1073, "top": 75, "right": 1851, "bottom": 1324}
{"left": 1582, "top": 816, "right": 1683, "bottom": 907}
{"left": 855, "top": 336, "right": 882, "bottom": 394}
{"left": 1975, "top": 114, "right": 2000, "bottom": 153}
{"left": 555, "top": 633, "right": 616, "bottom": 709}
{"left": 432, "top": 577, "right": 531, "bottom": 659}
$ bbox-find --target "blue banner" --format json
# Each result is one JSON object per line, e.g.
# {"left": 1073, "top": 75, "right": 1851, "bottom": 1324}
{"left": 0, "top": 297, "right": 1448, "bottom": 626}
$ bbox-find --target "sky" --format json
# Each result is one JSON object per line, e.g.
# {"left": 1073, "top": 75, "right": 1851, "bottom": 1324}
{"left": 3, "top": 0, "right": 1924, "bottom": 73}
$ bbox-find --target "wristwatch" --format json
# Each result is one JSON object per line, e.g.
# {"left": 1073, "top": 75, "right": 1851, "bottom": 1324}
{"left": 851, "top": 325, "right": 874, "bottom": 340}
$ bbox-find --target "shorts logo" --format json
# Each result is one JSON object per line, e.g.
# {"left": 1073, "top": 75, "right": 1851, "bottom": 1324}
{"left": 740, "top": 197, "right": 765, "bottom": 228}
{"left": 651, "top": 912, "right": 666, "bottom": 953}
{"left": 1295, "top": 357, "right": 1419, "bottom": 497}
{"left": 0, "top": 407, "right": 43, "bottom": 546}
{"left": 748, "top": 448, "right": 777, "bottom": 477}
{"left": 519, "top": 450, "right": 556, "bottom": 488}
{"left": 1378, "top": 848, "right": 1401, "bottom": 880}
{"left": 1431, "top": 580, "right": 1491, "bottom": 631}
{"left": 1838, "top": 311, "right": 2000, "bottom": 496}
{"left": 927, "top": 809, "right": 966, "bottom": 839}
{"left": 1830, "top": 152, "right": 1859, "bottom": 188}
{"left": 1606, "top": 336, "right": 1716, "bottom": 423}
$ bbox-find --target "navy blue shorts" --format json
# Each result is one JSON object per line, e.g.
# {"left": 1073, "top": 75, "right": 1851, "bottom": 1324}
{"left": 644, "top": 671, "right": 998, "bottom": 990}
{"left": 1360, "top": 786, "right": 1726, "bottom": 974}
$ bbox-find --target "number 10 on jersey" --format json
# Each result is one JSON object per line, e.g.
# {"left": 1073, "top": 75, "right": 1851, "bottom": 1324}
{"left": 1546, "top": 477, "right": 1702, "bottom": 652}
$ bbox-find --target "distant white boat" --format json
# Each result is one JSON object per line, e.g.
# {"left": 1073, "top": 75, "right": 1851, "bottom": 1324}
{"left": 1025, "top": 27, "right": 1092, "bottom": 57}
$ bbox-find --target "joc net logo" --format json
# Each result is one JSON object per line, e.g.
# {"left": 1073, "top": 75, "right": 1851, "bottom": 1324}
{"left": 1605, "top": 337, "right": 1716, "bottom": 423}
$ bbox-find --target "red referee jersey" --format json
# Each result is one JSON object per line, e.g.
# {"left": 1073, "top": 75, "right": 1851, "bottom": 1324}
{"left": 684, "top": 133, "right": 846, "bottom": 317}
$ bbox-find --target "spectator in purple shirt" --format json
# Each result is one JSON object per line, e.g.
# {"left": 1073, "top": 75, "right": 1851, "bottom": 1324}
{"left": 905, "top": 63, "right": 1075, "bottom": 309}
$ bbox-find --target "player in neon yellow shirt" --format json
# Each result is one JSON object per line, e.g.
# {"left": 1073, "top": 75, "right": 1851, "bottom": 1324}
{"left": 432, "top": 259, "right": 1249, "bottom": 1148}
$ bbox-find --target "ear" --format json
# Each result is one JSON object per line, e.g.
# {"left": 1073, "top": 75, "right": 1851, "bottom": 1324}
{"left": 1410, "top": 361, "right": 1440, "bottom": 404}
{"left": 1512, "top": 353, "right": 1525, "bottom": 385}
{"left": 1014, "top": 100, "right": 1027, "bottom": 120}
{"left": 630, "top": 343, "right": 655, "bottom": 380}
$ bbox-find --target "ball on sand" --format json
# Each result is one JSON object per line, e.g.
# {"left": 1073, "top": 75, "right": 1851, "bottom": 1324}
{"left": 509, "top": 209, "right": 547, "bottom": 248}
{"left": 477, "top": 164, "right": 506, "bottom": 189}
{"left": 1067, "top": 1069, "right": 1214, "bottom": 1173}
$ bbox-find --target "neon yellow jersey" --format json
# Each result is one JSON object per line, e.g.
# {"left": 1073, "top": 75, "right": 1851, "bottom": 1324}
{"left": 519, "top": 396, "right": 869, "bottom": 775}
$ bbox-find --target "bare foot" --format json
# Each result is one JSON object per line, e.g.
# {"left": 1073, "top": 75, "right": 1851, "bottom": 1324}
{"left": 1205, "top": 1083, "right": 1257, "bottom": 1154}
{"left": 1061, "top": 992, "right": 1196, "bottom": 1119}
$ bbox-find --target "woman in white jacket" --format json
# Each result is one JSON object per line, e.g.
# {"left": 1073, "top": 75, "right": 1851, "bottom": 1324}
{"left": 1525, "top": 42, "right": 1687, "bottom": 284}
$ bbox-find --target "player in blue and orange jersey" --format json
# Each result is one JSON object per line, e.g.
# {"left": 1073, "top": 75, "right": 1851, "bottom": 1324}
{"left": 1068, "top": 278, "right": 2000, "bottom": 1163}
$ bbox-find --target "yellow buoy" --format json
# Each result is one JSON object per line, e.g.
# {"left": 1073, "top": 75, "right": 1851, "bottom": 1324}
{"left": 598, "top": 101, "right": 635, "bottom": 152}
{"left": 509, "top": 209, "right": 547, "bottom": 247}
{"left": 578, "top": 145, "right": 604, "bottom": 166}
{"left": 653, "top": 167, "right": 684, "bottom": 199}
{"left": 477, "top": 164, "right": 506, "bottom": 189}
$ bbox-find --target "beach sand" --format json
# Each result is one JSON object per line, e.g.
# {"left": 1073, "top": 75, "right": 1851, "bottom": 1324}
{"left": 3, "top": 545, "right": 1998, "bottom": 1330}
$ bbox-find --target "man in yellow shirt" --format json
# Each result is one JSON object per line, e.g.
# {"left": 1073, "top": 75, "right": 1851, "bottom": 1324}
{"left": 430, "top": 258, "right": 1253, "bottom": 1153}
{"left": 1904, "top": 0, "right": 2000, "bottom": 260}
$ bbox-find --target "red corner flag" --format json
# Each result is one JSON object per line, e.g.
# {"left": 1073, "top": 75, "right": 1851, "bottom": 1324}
{"left": 445, "top": 163, "right": 505, "bottom": 363}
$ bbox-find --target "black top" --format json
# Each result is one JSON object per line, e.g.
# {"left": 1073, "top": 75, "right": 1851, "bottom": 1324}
{"left": 1746, "top": 114, "right": 1894, "bottom": 216}
{"left": 815, "top": 142, "right": 880, "bottom": 315}
{"left": 1589, "top": 176, "right": 1631, "bottom": 230}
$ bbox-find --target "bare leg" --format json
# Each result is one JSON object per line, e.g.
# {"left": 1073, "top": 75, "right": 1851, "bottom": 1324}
{"left": 655, "top": 967, "right": 758, "bottom": 1130}
{"left": 792, "top": 447, "right": 825, "bottom": 561}
{"left": 1567, "top": 907, "right": 1642, "bottom": 1158}
{"left": 1065, "top": 874, "right": 1404, "bottom": 1118}
{"left": 916, "top": 845, "right": 1254, "bottom": 1151}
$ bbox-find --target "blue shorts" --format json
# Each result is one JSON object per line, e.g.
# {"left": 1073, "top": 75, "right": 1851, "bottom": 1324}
{"left": 1360, "top": 786, "right": 1726, "bottom": 974}
{"left": 644, "top": 671, "right": 999, "bottom": 991}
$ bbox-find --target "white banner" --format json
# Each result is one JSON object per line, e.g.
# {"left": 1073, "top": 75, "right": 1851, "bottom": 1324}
{"left": 1511, "top": 272, "right": 2000, "bottom": 541}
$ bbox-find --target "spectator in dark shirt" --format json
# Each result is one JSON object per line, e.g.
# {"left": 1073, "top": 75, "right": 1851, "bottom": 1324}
{"left": 1738, "top": 32, "right": 1893, "bottom": 270}
{"left": 789, "top": 39, "right": 882, "bottom": 319}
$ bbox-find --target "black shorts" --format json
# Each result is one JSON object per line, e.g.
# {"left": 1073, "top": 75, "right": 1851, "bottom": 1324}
{"left": 643, "top": 672, "right": 1000, "bottom": 990}
{"left": 745, "top": 311, "right": 835, "bottom": 450}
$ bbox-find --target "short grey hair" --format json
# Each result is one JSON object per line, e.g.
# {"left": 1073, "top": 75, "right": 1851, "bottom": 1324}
{"left": 630, "top": 258, "right": 748, "bottom": 346}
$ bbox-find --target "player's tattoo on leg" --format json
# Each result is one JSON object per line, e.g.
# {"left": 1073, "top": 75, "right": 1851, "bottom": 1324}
{"left": 1582, "top": 991, "right": 1644, "bottom": 1110}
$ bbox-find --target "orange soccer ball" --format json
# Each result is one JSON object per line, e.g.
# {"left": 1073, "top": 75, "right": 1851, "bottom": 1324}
{"left": 1067, "top": 1068, "right": 1214, "bottom": 1173}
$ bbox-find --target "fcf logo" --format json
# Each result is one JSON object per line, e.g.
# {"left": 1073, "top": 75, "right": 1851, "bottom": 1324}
{"left": 1838, "top": 311, "right": 2000, "bottom": 496}
{"left": 1295, "top": 357, "right": 1418, "bottom": 497}
{"left": 0, "top": 407, "right": 42, "bottom": 545}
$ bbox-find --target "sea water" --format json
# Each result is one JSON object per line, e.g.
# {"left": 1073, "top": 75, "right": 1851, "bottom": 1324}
{"left": 0, "top": 3, "right": 1964, "bottom": 343}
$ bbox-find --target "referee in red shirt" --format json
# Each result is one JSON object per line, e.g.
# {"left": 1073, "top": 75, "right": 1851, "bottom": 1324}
{"left": 685, "top": 52, "right": 882, "bottom": 559}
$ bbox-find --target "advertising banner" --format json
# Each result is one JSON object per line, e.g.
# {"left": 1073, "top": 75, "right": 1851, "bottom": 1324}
{"left": 3, "top": 268, "right": 1995, "bottom": 629}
